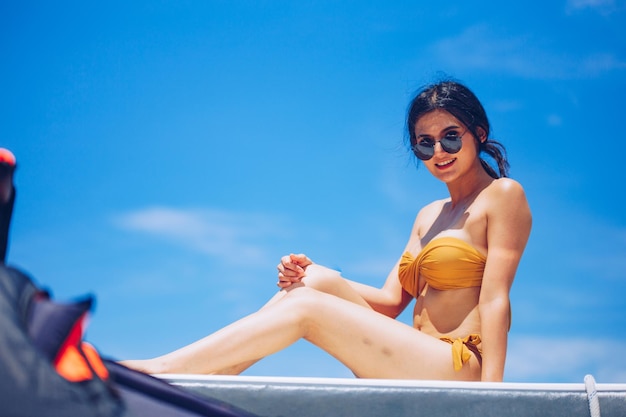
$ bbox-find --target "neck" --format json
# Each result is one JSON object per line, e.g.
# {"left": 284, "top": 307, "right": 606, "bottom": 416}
{"left": 446, "top": 166, "right": 494, "bottom": 209}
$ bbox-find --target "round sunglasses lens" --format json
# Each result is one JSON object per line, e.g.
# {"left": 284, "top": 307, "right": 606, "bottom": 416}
{"left": 414, "top": 144, "right": 434, "bottom": 160}
{"left": 440, "top": 136, "right": 463, "bottom": 154}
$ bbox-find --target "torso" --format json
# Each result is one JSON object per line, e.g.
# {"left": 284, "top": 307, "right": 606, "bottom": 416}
{"left": 406, "top": 179, "right": 495, "bottom": 340}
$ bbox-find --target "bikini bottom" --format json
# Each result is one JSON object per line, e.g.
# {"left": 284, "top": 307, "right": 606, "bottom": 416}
{"left": 440, "top": 334, "right": 482, "bottom": 372}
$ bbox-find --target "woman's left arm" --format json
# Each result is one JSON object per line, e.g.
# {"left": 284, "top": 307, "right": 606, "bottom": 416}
{"left": 479, "top": 179, "right": 532, "bottom": 382}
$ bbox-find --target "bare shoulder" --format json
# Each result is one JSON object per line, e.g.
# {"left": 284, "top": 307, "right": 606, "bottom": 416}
{"left": 485, "top": 178, "right": 532, "bottom": 231}
{"left": 486, "top": 178, "right": 528, "bottom": 205}
{"left": 417, "top": 197, "right": 448, "bottom": 219}
{"left": 489, "top": 177, "right": 525, "bottom": 193}
{"left": 412, "top": 198, "right": 448, "bottom": 236}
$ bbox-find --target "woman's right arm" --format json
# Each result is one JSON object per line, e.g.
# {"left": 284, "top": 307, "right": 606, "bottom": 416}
{"left": 277, "top": 209, "right": 425, "bottom": 318}
{"left": 349, "top": 208, "right": 426, "bottom": 318}
{"left": 345, "top": 262, "right": 413, "bottom": 318}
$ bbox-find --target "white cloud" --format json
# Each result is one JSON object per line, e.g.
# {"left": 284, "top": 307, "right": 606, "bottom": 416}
{"left": 566, "top": 0, "right": 626, "bottom": 14}
{"left": 506, "top": 335, "right": 626, "bottom": 383}
{"left": 579, "top": 53, "right": 626, "bottom": 75}
{"left": 430, "top": 25, "right": 626, "bottom": 79}
{"left": 568, "top": 0, "right": 613, "bottom": 8}
{"left": 113, "top": 206, "right": 290, "bottom": 265}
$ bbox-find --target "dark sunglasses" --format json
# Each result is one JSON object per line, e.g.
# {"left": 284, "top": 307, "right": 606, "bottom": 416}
{"left": 412, "top": 131, "right": 466, "bottom": 161}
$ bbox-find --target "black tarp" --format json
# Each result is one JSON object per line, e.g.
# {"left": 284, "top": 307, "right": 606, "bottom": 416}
{"left": 0, "top": 266, "right": 257, "bottom": 417}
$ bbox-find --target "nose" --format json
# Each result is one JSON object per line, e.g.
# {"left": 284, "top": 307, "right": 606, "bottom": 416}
{"left": 433, "top": 140, "right": 445, "bottom": 155}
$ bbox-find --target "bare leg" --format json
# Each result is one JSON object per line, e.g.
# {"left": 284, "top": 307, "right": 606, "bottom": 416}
{"left": 221, "top": 267, "right": 376, "bottom": 374}
{"left": 122, "top": 287, "right": 480, "bottom": 380}
{"left": 196, "top": 267, "right": 374, "bottom": 375}
{"left": 122, "top": 288, "right": 322, "bottom": 374}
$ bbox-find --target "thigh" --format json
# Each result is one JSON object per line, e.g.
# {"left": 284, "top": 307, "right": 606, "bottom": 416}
{"left": 290, "top": 288, "right": 481, "bottom": 381}
{"left": 300, "top": 265, "right": 373, "bottom": 309}
{"left": 265, "top": 266, "right": 373, "bottom": 310}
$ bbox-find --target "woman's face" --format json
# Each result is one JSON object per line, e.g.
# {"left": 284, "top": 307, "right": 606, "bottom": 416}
{"left": 413, "top": 109, "right": 481, "bottom": 183}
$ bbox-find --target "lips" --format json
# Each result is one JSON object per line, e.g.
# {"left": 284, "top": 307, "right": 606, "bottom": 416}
{"left": 435, "top": 158, "right": 456, "bottom": 169}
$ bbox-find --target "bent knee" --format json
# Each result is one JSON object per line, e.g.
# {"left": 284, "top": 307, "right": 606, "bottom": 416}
{"left": 300, "top": 266, "right": 344, "bottom": 293}
{"left": 283, "top": 286, "right": 324, "bottom": 304}
{"left": 282, "top": 286, "right": 333, "bottom": 314}
{"left": 280, "top": 287, "right": 329, "bottom": 328}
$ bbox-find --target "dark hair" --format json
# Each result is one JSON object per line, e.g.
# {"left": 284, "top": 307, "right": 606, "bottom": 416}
{"left": 405, "top": 80, "right": 509, "bottom": 178}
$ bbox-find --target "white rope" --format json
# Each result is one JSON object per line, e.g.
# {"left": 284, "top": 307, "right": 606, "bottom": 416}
{"left": 584, "top": 374, "right": 601, "bottom": 417}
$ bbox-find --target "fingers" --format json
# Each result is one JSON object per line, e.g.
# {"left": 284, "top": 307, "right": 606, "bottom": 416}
{"left": 276, "top": 253, "right": 312, "bottom": 288}
{"left": 289, "top": 253, "right": 313, "bottom": 267}
{"left": 279, "top": 255, "right": 305, "bottom": 276}
{"left": 276, "top": 279, "right": 293, "bottom": 289}
{"left": 277, "top": 270, "right": 298, "bottom": 287}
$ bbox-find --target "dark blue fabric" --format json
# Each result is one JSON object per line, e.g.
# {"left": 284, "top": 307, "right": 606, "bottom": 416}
{"left": 0, "top": 266, "right": 124, "bottom": 417}
{"left": 0, "top": 185, "right": 15, "bottom": 263}
{"left": 27, "top": 294, "right": 93, "bottom": 362}
{"left": 0, "top": 265, "right": 258, "bottom": 417}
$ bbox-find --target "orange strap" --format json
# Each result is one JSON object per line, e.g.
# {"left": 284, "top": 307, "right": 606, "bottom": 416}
{"left": 440, "top": 334, "right": 482, "bottom": 372}
{"left": 55, "top": 342, "right": 109, "bottom": 382}
{"left": 51, "top": 311, "right": 108, "bottom": 382}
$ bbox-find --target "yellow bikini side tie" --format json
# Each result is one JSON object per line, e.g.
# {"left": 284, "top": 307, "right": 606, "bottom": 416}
{"left": 440, "top": 334, "right": 482, "bottom": 371}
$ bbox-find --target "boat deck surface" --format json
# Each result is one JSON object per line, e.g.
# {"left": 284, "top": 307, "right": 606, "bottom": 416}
{"left": 162, "top": 374, "right": 626, "bottom": 417}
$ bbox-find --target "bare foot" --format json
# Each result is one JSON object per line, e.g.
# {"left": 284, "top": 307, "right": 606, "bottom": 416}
{"left": 118, "top": 359, "right": 156, "bottom": 374}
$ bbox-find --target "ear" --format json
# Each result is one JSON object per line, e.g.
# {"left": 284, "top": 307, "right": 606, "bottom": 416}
{"left": 475, "top": 127, "right": 487, "bottom": 143}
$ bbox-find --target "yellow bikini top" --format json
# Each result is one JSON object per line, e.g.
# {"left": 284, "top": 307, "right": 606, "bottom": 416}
{"left": 398, "top": 236, "right": 486, "bottom": 298}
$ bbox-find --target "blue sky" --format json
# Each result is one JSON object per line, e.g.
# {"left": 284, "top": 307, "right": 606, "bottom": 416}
{"left": 2, "top": 0, "right": 625, "bottom": 383}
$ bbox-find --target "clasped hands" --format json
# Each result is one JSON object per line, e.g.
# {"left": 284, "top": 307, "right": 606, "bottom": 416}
{"left": 276, "top": 253, "right": 313, "bottom": 289}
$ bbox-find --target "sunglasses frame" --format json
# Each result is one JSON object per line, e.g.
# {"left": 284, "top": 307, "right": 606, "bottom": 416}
{"left": 412, "top": 130, "right": 468, "bottom": 161}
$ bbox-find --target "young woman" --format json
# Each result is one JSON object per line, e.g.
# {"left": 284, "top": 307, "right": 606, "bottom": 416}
{"left": 122, "top": 81, "right": 532, "bottom": 382}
